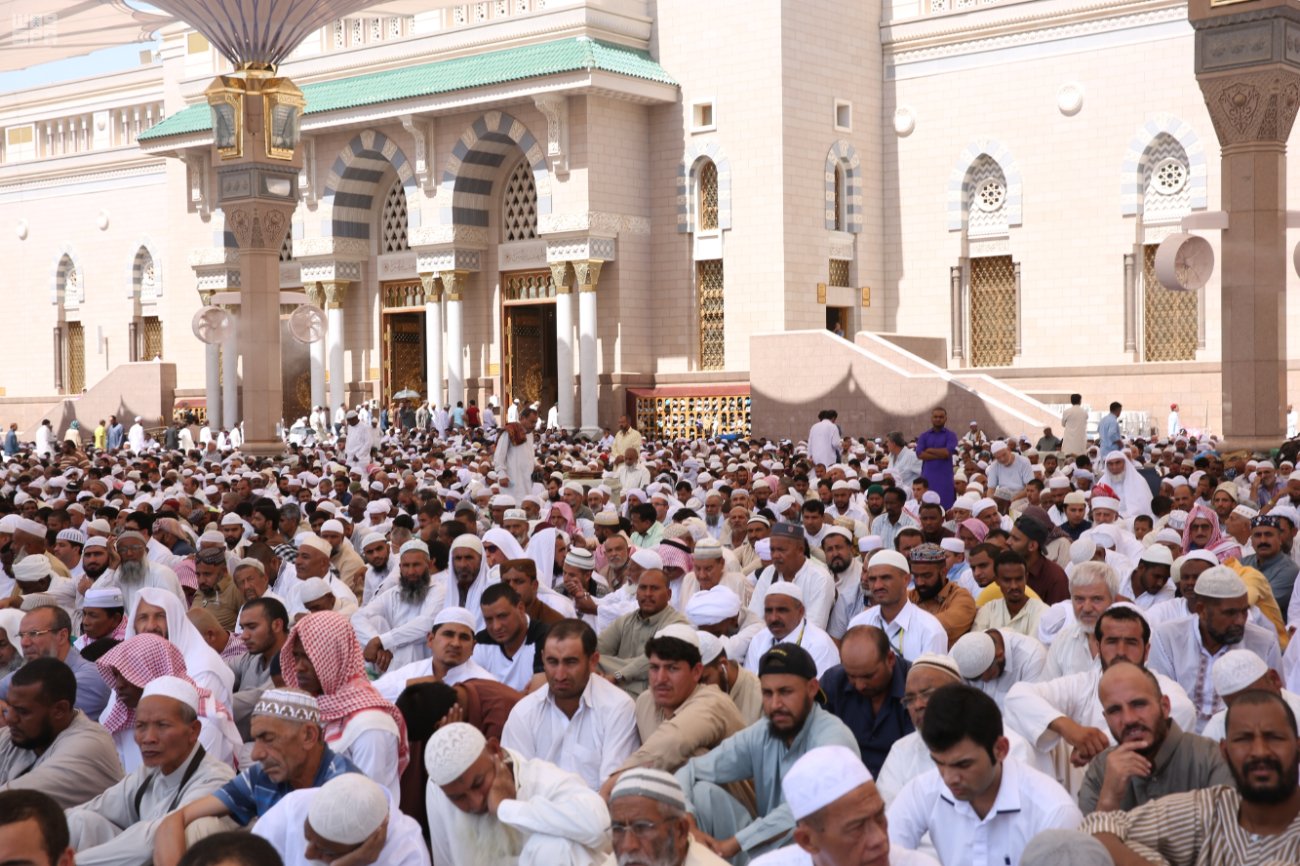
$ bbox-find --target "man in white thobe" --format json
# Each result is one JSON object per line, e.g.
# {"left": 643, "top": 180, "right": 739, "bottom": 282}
{"left": 127, "top": 417, "right": 146, "bottom": 453}
{"left": 352, "top": 540, "right": 446, "bottom": 674}
{"left": 343, "top": 411, "right": 371, "bottom": 475}
{"left": 807, "top": 412, "right": 840, "bottom": 468}
{"left": 495, "top": 406, "right": 538, "bottom": 504}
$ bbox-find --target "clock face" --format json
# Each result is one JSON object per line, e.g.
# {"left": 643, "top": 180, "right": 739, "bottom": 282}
{"left": 270, "top": 103, "right": 299, "bottom": 151}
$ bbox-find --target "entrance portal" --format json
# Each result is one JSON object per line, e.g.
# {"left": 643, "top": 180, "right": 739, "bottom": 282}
{"left": 502, "top": 271, "right": 558, "bottom": 408}
{"left": 382, "top": 311, "right": 427, "bottom": 403}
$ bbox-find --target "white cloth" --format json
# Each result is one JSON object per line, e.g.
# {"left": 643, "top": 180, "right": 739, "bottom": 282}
{"left": 426, "top": 747, "right": 611, "bottom": 866}
{"left": 90, "top": 561, "right": 185, "bottom": 619}
{"left": 254, "top": 786, "right": 430, "bottom": 866}
{"left": 123, "top": 588, "right": 235, "bottom": 706}
{"left": 1201, "top": 688, "right": 1300, "bottom": 741}
{"left": 887, "top": 757, "right": 1083, "bottom": 866}
{"left": 807, "top": 419, "right": 840, "bottom": 468}
{"left": 441, "top": 558, "right": 497, "bottom": 630}
{"left": 876, "top": 728, "right": 1048, "bottom": 806}
{"left": 351, "top": 582, "right": 447, "bottom": 670}
{"left": 344, "top": 421, "right": 372, "bottom": 471}
{"left": 372, "top": 656, "right": 499, "bottom": 703}
{"left": 1102, "top": 455, "right": 1155, "bottom": 519}
{"left": 847, "top": 602, "right": 947, "bottom": 662}
{"left": 1044, "top": 620, "right": 1096, "bottom": 678}
{"left": 501, "top": 676, "right": 640, "bottom": 790}
{"left": 471, "top": 635, "right": 538, "bottom": 693}
{"left": 127, "top": 423, "right": 145, "bottom": 453}
{"left": 966, "top": 629, "right": 1049, "bottom": 710}
{"left": 748, "top": 561, "right": 835, "bottom": 630}
{"left": 749, "top": 845, "right": 940, "bottom": 866}
{"left": 743, "top": 619, "right": 840, "bottom": 678}
{"left": 494, "top": 430, "right": 537, "bottom": 504}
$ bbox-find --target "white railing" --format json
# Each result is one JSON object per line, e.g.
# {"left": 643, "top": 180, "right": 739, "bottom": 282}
{"left": 1, "top": 100, "right": 165, "bottom": 164}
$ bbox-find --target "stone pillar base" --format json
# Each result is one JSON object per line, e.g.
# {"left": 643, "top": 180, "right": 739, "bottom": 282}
{"left": 241, "top": 438, "right": 286, "bottom": 457}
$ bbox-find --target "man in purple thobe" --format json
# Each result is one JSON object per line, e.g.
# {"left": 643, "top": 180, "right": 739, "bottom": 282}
{"left": 916, "top": 407, "right": 958, "bottom": 509}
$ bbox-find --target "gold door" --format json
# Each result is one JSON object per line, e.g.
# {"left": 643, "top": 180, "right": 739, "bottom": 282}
{"left": 503, "top": 303, "right": 557, "bottom": 407}
{"left": 382, "top": 312, "right": 426, "bottom": 403}
{"left": 66, "top": 322, "right": 85, "bottom": 393}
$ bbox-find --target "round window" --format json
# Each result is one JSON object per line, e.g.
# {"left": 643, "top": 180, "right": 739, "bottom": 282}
{"left": 1152, "top": 158, "right": 1188, "bottom": 195}
{"left": 975, "top": 179, "right": 1006, "bottom": 213}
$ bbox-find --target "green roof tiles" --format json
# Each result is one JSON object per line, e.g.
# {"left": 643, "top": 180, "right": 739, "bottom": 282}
{"left": 140, "top": 37, "right": 674, "bottom": 142}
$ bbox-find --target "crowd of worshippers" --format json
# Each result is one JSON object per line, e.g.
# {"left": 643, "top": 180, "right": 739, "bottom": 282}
{"left": 0, "top": 402, "right": 1299, "bottom": 866}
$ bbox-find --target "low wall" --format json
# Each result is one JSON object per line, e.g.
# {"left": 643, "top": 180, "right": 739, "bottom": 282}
{"left": 10, "top": 362, "right": 179, "bottom": 440}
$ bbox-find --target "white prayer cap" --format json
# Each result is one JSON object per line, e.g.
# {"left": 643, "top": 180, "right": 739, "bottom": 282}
{"left": 858, "top": 535, "right": 883, "bottom": 554}
{"left": 766, "top": 581, "right": 804, "bottom": 604}
{"left": 141, "top": 675, "right": 200, "bottom": 713}
{"left": 685, "top": 586, "right": 741, "bottom": 626}
{"left": 426, "top": 722, "right": 487, "bottom": 786}
{"left": 490, "top": 494, "right": 517, "bottom": 508}
{"left": 783, "top": 745, "right": 873, "bottom": 820}
{"left": 361, "top": 532, "right": 387, "bottom": 551}
{"left": 1062, "top": 491, "right": 1088, "bottom": 506}
{"left": 831, "top": 480, "right": 853, "bottom": 492}
{"left": 1151, "top": 528, "right": 1183, "bottom": 547}
{"left": 1069, "top": 539, "right": 1098, "bottom": 564}
{"left": 910, "top": 652, "right": 962, "bottom": 680}
{"left": 950, "top": 631, "right": 996, "bottom": 679}
{"left": 822, "top": 526, "right": 852, "bottom": 546}
{"left": 17, "top": 518, "right": 46, "bottom": 538}
{"left": 698, "top": 632, "right": 725, "bottom": 665}
{"left": 308, "top": 775, "right": 389, "bottom": 845}
{"left": 319, "top": 519, "right": 345, "bottom": 535}
{"left": 84, "top": 587, "right": 125, "bottom": 609}
{"left": 503, "top": 508, "right": 528, "bottom": 523}
{"left": 1047, "top": 476, "right": 1071, "bottom": 490}
{"left": 1181, "top": 549, "right": 1220, "bottom": 569}
{"left": 939, "top": 537, "right": 965, "bottom": 554}
{"left": 433, "top": 607, "right": 477, "bottom": 632}
{"left": 609, "top": 768, "right": 687, "bottom": 811}
{"left": 83, "top": 536, "right": 109, "bottom": 551}
{"left": 220, "top": 512, "right": 243, "bottom": 527}
{"left": 297, "top": 534, "right": 332, "bottom": 558}
{"left": 754, "top": 538, "right": 771, "bottom": 559}
{"left": 989, "top": 441, "right": 1007, "bottom": 455}
{"left": 654, "top": 622, "right": 700, "bottom": 647}
{"left": 973, "top": 497, "right": 998, "bottom": 515}
{"left": 1259, "top": 460, "right": 1276, "bottom": 470}
{"left": 1212, "top": 649, "right": 1270, "bottom": 697}
{"left": 1021, "top": 830, "right": 1113, "bottom": 866}
{"left": 198, "top": 531, "right": 225, "bottom": 547}
{"left": 1232, "top": 504, "right": 1261, "bottom": 521}
{"left": 254, "top": 688, "right": 321, "bottom": 724}
{"left": 693, "top": 537, "right": 724, "bottom": 560}
{"left": 1194, "top": 566, "right": 1248, "bottom": 599}
{"left": 630, "top": 549, "right": 664, "bottom": 572}
{"left": 449, "top": 534, "right": 484, "bottom": 557}
{"left": 1138, "top": 546, "right": 1173, "bottom": 566}
{"left": 1091, "top": 496, "right": 1121, "bottom": 513}
{"left": 564, "top": 548, "right": 595, "bottom": 571}
{"left": 867, "top": 550, "right": 909, "bottom": 574}
{"left": 0, "top": 515, "right": 19, "bottom": 535}
{"left": 399, "top": 539, "right": 429, "bottom": 558}
{"left": 747, "top": 515, "right": 771, "bottom": 528}
{"left": 1165, "top": 510, "right": 1189, "bottom": 531}
{"left": 12, "top": 557, "right": 51, "bottom": 583}
{"left": 55, "top": 528, "right": 85, "bottom": 546}
{"left": 298, "top": 577, "right": 333, "bottom": 603}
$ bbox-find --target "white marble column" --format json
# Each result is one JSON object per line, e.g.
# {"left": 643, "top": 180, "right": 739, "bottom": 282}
{"left": 550, "top": 261, "right": 574, "bottom": 430}
{"left": 205, "top": 342, "right": 222, "bottom": 431}
{"left": 305, "top": 284, "right": 327, "bottom": 410}
{"left": 420, "top": 272, "right": 444, "bottom": 408}
{"left": 322, "top": 280, "right": 349, "bottom": 416}
{"left": 443, "top": 270, "right": 467, "bottom": 407}
{"left": 574, "top": 260, "right": 603, "bottom": 436}
{"left": 221, "top": 308, "right": 239, "bottom": 428}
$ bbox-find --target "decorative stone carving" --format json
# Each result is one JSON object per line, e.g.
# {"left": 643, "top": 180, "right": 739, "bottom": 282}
{"left": 299, "top": 136, "right": 318, "bottom": 209}
{"left": 299, "top": 260, "right": 362, "bottom": 283}
{"left": 538, "top": 211, "right": 650, "bottom": 236}
{"left": 180, "top": 152, "right": 211, "bottom": 220}
{"left": 1199, "top": 69, "right": 1300, "bottom": 145}
{"left": 440, "top": 269, "right": 469, "bottom": 302}
{"left": 400, "top": 114, "right": 436, "bottom": 195}
{"left": 418, "top": 271, "right": 443, "bottom": 301}
{"left": 293, "top": 236, "right": 370, "bottom": 260}
{"left": 549, "top": 261, "right": 573, "bottom": 294}
{"left": 893, "top": 107, "right": 915, "bottom": 136}
{"left": 546, "top": 236, "right": 616, "bottom": 263}
{"left": 533, "top": 94, "right": 569, "bottom": 179}
{"left": 1057, "top": 83, "right": 1084, "bottom": 116}
{"left": 304, "top": 282, "right": 325, "bottom": 307}
{"left": 573, "top": 260, "right": 603, "bottom": 292}
{"left": 408, "top": 225, "right": 489, "bottom": 247}
{"left": 321, "top": 279, "right": 350, "bottom": 310}
{"left": 225, "top": 204, "right": 292, "bottom": 253}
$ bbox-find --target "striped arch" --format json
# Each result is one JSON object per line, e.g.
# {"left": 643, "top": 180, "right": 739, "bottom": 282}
{"left": 50, "top": 243, "right": 84, "bottom": 306}
{"left": 946, "top": 138, "right": 1023, "bottom": 231}
{"left": 126, "top": 239, "right": 164, "bottom": 300}
{"left": 677, "top": 141, "right": 732, "bottom": 233}
{"left": 824, "top": 140, "right": 863, "bottom": 233}
{"left": 323, "top": 129, "right": 419, "bottom": 240}
{"left": 438, "top": 111, "right": 551, "bottom": 228}
{"left": 1121, "top": 115, "right": 1207, "bottom": 216}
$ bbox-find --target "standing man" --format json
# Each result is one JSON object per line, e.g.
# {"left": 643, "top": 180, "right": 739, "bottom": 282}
{"left": 916, "top": 407, "right": 957, "bottom": 509}
{"left": 342, "top": 411, "right": 371, "bottom": 476}
{"left": 808, "top": 411, "right": 840, "bottom": 469}
{"left": 1061, "top": 394, "right": 1088, "bottom": 456}
{"left": 613, "top": 415, "right": 643, "bottom": 459}
{"left": 1098, "top": 402, "right": 1123, "bottom": 456}
{"left": 495, "top": 405, "right": 538, "bottom": 504}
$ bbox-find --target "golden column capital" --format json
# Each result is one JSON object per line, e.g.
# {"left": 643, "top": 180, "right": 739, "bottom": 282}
{"left": 304, "top": 282, "right": 325, "bottom": 308}
{"left": 573, "top": 259, "right": 604, "bottom": 293}
{"left": 320, "top": 279, "right": 351, "bottom": 310}
{"left": 548, "top": 261, "right": 574, "bottom": 295}
{"left": 418, "top": 271, "right": 444, "bottom": 302}
{"left": 197, "top": 289, "right": 216, "bottom": 305}
{"left": 440, "top": 270, "right": 470, "bottom": 302}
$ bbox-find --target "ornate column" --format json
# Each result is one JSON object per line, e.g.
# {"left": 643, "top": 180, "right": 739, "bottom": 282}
{"left": 1192, "top": 2, "right": 1300, "bottom": 448}
{"left": 573, "top": 259, "right": 603, "bottom": 435}
{"left": 442, "top": 270, "right": 468, "bottom": 406}
{"left": 419, "top": 272, "right": 445, "bottom": 408}
{"left": 321, "top": 280, "right": 350, "bottom": 416}
{"left": 549, "top": 261, "right": 575, "bottom": 429}
{"left": 198, "top": 289, "right": 222, "bottom": 430}
{"left": 304, "top": 282, "right": 327, "bottom": 411}
{"left": 221, "top": 304, "right": 240, "bottom": 428}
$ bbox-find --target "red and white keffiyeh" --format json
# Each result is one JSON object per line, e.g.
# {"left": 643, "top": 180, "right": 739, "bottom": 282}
{"left": 96, "top": 633, "right": 231, "bottom": 734}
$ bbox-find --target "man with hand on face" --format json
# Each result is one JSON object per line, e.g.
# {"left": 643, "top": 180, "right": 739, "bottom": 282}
{"left": 425, "top": 721, "right": 611, "bottom": 866}
{"left": 65, "top": 677, "right": 235, "bottom": 866}
{"left": 353, "top": 539, "right": 445, "bottom": 675}
{"left": 675, "top": 644, "right": 860, "bottom": 864}
{"left": 1077, "top": 660, "right": 1232, "bottom": 814}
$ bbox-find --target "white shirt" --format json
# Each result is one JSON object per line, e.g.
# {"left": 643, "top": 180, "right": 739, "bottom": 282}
{"left": 887, "top": 757, "right": 1083, "bottom": 866}
{"left": 748, "top": 560, "right": 835, "bottom": 629}
{"left": 967, "top": 629, "right": 1048, "bottom": 710}
{"left": 1147, "top": 616, "right": 1282, "bottom": 731}
{"left": 471, "top": 637, "right": 537, "bottom": 692}
{"left": 750, "top": 845, "right": 939, "bottom": 866}
{"left": 743, "top": 618, "right": 840, "bottom": 678}
{"left": 1044, "top": 618, "right": 1096, "bottom": 678}
{"left": 372, "top": 656, "right": 499, "bottom": 702}
{"left": 848, "top": 602, "right": 947, "bottom": 662}
{"left": 254, "top": 788, "right": 430, "bottom": 866}
{"left": 986, "top": 456, "right": 1035, "bottom": 497}
{"left": 1128, "top": 574, "right": 1176, "bottom": 610}
{"left": 807, "top": 419, "right": 840, "bottom": 467}
{"left": 501, "top": 676, "right": 639, "bottom": 790}
{"left": 350, "top": 582, "right": 447, "bottom": 670}
{"left": 876, "top": 729, "right": 1049, "bottom": 806}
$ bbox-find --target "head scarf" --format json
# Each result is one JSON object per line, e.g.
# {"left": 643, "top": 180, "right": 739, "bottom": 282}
{"left": 959, "top": 518, "right": 989, "bottom": 543}
{"left": 656, "top": 541, "right": 693, "bottom": 575}
{"left": 1181, "top": 503, "right": 1223, "bottom": 554}
{"left": 96, "top": 634, "right": 230, "bottom": 734}
{"left": 547, "top": 501, "right": 577, "bottom": 535}
{"left": 481, "top": 527, "right": 526, "bottom": 561}
{"left": 280, "top": 611, "right": 409, "bottom": 773}
{"left": 125, "top": 587, "right": 233, "bottom": 699}
{"left": 526, "top": 527, "right": 560, "bottom": 586}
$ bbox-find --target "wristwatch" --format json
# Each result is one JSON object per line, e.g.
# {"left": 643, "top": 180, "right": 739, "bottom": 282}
{"left": 613, "top": 672, "right": 625, "bottom": 684}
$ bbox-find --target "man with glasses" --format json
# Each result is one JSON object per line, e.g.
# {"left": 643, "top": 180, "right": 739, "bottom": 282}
{"left": 608, "top": 767, "right": 730, "bottom": 866}
{"left": 0, "top": 605, "right": 109, "bottom": 719}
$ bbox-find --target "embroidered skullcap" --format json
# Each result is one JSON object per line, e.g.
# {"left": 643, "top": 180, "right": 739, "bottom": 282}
{"left": 693, "top": 537, "right": 724, "bottom": 559}
{"left": 1194, "top": 565, "right": 1248, "bottom": 599}
{"left": 12, "top": 557, "right": 51, "bottom": 583}
{"left": 783, "top": 745, "right": 873, "bottom": 820}
{"left": 766, "top": 581, "right": 804, "bottom": 604}
{"left": 939, "top": 537, "right": 965, "bottom": 554}
{"left": 950, "top": 631, "right": 996, "bottom": 679}
{"left": 1092, "top": 496, "right": 1121, "bottom": 513}
{"left": 141, "top": 675, "right": 199, "bottom": 713}
{"left": 908, "top": 543, "right": 946, "bottom": 563}
{"left": 220, "top": 512, "right": 244, "bottom": 527}
{"left": 361, "top": 532, "right": 387, "bottom": 551}
{"left": 685, "top": 586, "right": 741, "bottom": 627}
{"left": 195, "top": 546, "right": 226, "bottom": 566}
{"left": 770, "top": 522, "right": 805, "bottom": 542}
{"left": 754, "top": 538, "right": 771, "bottom": 559}
{"left": 399, "top": 539, "right": 429, "bottom": 557}
{"left": 56, "top": 528, "right": 85, "bottom": 546}
{"left": 449, "top": 534, "right": 484, "bottom": 557}
{"left": 432, "top": 607, "right": 476, "bottom": 632}
{"left": 1252, "top": 513, "right": 1283, "bottom": 530}
{"left": 858, "top": 535, "right": 883, "bottom": 553}
{"left": 84, "top": 587, "right": 125, "bottom": 609}
{"left": 307, "top": 774, "right": 389, "bottom": 846}
{"left": 1021, "top": 830, "right": 1113, "bottom": 866}
{"left": 630, "top": 549, "right": 663, "bottom": 572}
{"left": 297, "top": 534, "right": 332, "bottom": 557}
{"left": 868, "top": 550, "right": 909, "bottom": 574}
{"left": 698, "top": 632, "right": 725, "bottom": 665}
{"left": 610, "top": 768, "right": 688, "bottom": 811}
{"left": 909, "top": 652, "right": 961, "bottom": 680}
{"left": 747, "top": 515, "right": 771, "bottom": 528}
{"left": 565, "top": 548, "right": 596, "bottom": 571}
{"left": 83, "top": 536, "right": 109, "bottom": 551}
{"left": 235, "top": 557, "right": 265, "bottom": 576}
{"left": 654, "top": 622, "right": 700, "bottom": 648}
{"left": 298, "top": 577, "right": 333, "bottom": 604}
{"left": 1212, "top": 649, "right": 1270, "bottom": 698}
{"left": 425, "top": 722, "right": 487, "bottom": 786}
{"left": 253, "top": 688, "right": 321, "bottom": 725}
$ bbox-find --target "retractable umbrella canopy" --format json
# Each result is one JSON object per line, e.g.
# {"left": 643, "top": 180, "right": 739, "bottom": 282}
{"left": 0, "top": 1, "right": 172, "bottom": 73}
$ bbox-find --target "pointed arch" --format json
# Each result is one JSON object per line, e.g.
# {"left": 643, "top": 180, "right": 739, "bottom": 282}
{"left": 323, "top": 129, "right": 419, "bottom": 239}
{"left": 677, "top": 141, "right": 732, "bottom": 233}
{"left": 438, "top": 110, "right": 551, "bottom": 228}
{"left": 947, "top": 138, "right": 1022, "bottom": 231}
{"left": 50, "top": 243, "right": 84, "bottom": 307}
{"left": 824, "top": 140, "right": 862, "bottom": 233}
{"left": 127, "top": 241, "right": 164, "bottom": 301}
{"left": 1121, "top": 115, "right": 1207, "bottom": 216}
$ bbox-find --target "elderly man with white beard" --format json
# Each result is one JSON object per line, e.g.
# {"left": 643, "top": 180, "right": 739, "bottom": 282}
{"left": 353, "top": 540, "right": 446, "bottom": 675}
{"left": 425, "top": 721, "right": 611, "bottom": 866}
{"left": 604, "top": 768, "right": 730, "bottom": 866}
{"left": 442, "top": 534, "right": 496, "bottom": 630}
{"left": 86, "top": 531, "right": 184, "bottom": 617}
{"left": 1043, "top": 561, "right": 1119, "bottom": 677}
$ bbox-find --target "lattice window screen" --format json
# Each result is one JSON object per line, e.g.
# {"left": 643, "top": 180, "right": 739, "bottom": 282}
{"left": 1142, "top": 244, "right": 1196, "bottom": 362}
{"left": 829, "top": 259, "right": 851, "bottom": 287}
{"left": 833, "top": 165, "right": 845, "bottom": 232}
{"left": 67, "top": 322, "right": 85, "bottom": 394}
{"left": 142, "top": 316, "right": 163, "bottom": 361}
{"left": 381, "top": 180, "right": 410, "bottom": 253}
{"left": 970, "top": 256, "right": 1016, "bottom": 367}
{"left": 698, "top": 161, "right": 719, "bottom": 231}
{"left": 698, "top": 259, "right": 725, "bottom": 370}
{"left": 502, "top": 160, "right": 539, "bottom": 242}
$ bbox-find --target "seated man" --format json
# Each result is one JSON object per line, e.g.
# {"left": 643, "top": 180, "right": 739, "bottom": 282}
{"left": 226, "top": 597, "right": 289, "bottom": 738}
{"left": 252, "top": 773, "right": 429, "bottom": 866}
{"left": 66, "top": 677, "right": 235, "bottom": 865}
{"left": 677, "top": 644, "right": 860, "bottom": 864}
{"left": 153, "top": 689, "right": 362, "bottom": 866}
{"left": 72, "top": 587, "right": 125, "bottom": 662}
{"left": 0, "top": 658, "right": 122, "bottom": 807}
{"left": 608, "top": 767, "right": 732, "bottom": 866}
{"left": 744, "top": 583, "right": 839, "bottom": 678}
{"left": 1083, "top": 689, "right": 1300, "bottom": 864}
{"left": 820, "top": 625, "right": 913, "bottom": 778}
{"left": 373, "top": 606, "right": 499, "bottom": 702}
{"left": 949, "top": 627, "right": 1048, "bottom": 710}
{"left": 886, "top": 685, "right": 1082, "bottom": 866}
{"left": 0, "top": 604, "right": 109, "bottom": 719}
{"left": 425, "top": 721, "right": 611, "bottom": 865}
{"left": 471, "top": 584, "right": 547, "bottom": 692}
{"left": 1201, "top": 649, "right": 1300, "bottom": 741}
{"left": 0, "top": 789, "right": 76, "bottom": 866}
{"left": 352, "top": 539, "right": 445, "bottom": 675}
{"left": 1077, "top": 660, "right": 1232, "bottom": 814}
{"left": 699, "top": 633, "right": 763, "bottom": 726}
{"left": 598, "top": 569, "right": 691, "bottom": 696}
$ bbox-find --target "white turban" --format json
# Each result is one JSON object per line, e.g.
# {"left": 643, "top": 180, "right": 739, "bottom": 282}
{"left": 298, "top": 577, "right": 333, "bottom": 603}
{"left": 449, "top": 535, "right": 484, "bottom": 557}
{"left": 297, "top": 535, "right": 332, "bottom": 558}
{"left": 684, "top": 586, "right": 741, "bottom": 626}
{"left": 141, "top": 675, "right": 200, "bottom": 713}
{"left": 12, "top": 556, "right": 52, "bottom": 583}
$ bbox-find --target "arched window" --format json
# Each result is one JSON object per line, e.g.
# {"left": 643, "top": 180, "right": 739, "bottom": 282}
{"left": 698, "top": 159, "right": 719, "bottom": 232}
{"left": 833, "top": 164, "right": 845, "bottom": 232}
{"left": 380, "top": 179, "right": 410, "bottom": 253}
{"left": 1139, "top": 133, "right": 1196, "bottom": 362}
{"left": 501, "top": 159, "right": 538, "bottom": 242}
{"left": 966, "top": 155, "right": 1009, "bottom": 238}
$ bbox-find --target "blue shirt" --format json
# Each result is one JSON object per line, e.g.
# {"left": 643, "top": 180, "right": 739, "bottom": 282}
{"left": 0, "top": 646, "right": 109, "bottom": 720}
{"left": 1098, "top": 413, "right": 1121, "bottom": 455}
{"left": 821, "top": 657, "right": 914, "bottom": 777}
{"left": 215, "top": 746, "right": 360, "bottom": 824}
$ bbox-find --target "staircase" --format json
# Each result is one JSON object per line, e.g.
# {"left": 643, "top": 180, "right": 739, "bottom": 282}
{"left": 29, "top": 362, "right": 177, "bottom": 441}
